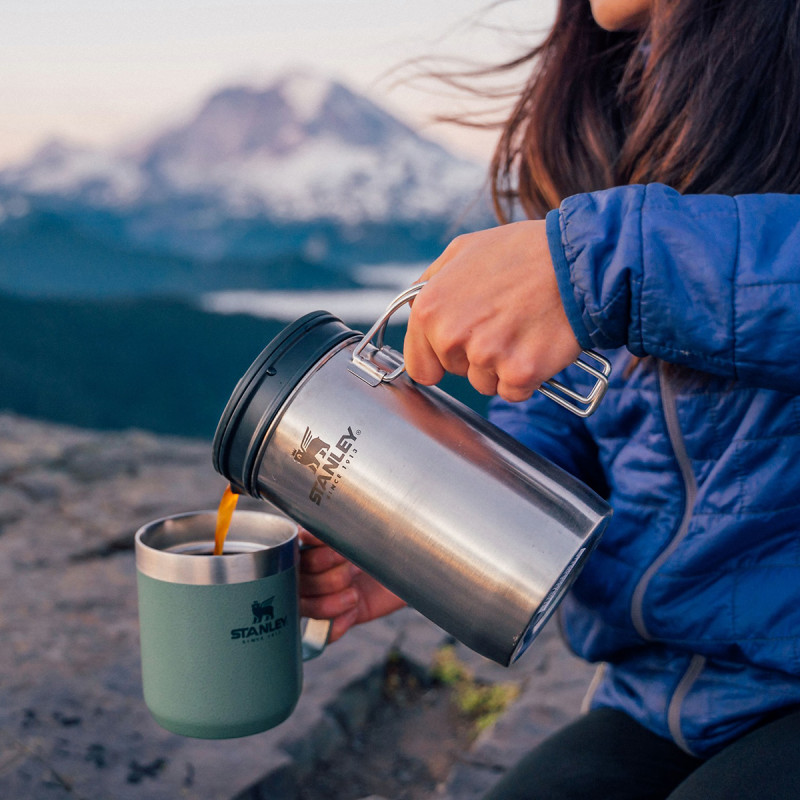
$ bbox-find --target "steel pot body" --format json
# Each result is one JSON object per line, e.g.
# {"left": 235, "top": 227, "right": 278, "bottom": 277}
{"left": 213, "top": 295, "right": 612, "bottom": 666}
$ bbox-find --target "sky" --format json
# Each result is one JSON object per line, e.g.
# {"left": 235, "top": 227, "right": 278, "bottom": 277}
{"left": 0, "top": 0, "right": 557, "bottom": 168}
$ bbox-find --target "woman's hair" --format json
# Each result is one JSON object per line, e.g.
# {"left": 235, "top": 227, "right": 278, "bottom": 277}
{"left": 491, "top": 0, "right": 800, "bottom": 221}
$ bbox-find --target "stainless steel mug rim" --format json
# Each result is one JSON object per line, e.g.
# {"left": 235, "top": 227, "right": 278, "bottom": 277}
{"left": 135, "top": 510, "right": 299, "bottom": 585}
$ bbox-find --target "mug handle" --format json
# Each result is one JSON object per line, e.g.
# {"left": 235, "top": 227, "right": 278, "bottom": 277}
{"left": 301, "top": 617, "right": 330, "bottom": 661}
{"left": 349, "top": 282, "right": 612, "bottom": 418}
{"left": 298, "top": 541, "right": 331, "bottom": 661}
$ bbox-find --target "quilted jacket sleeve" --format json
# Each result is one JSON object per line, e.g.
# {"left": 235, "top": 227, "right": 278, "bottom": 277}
{"left": 547, "top": 183, "right": 800, "bottom": 394}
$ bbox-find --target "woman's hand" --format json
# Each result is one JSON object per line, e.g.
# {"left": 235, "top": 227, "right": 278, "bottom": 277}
{"left": 404, "top": 220, "right": 581, "bottom": 402}
{"left": 299, "top": 530, "right": 406, "bottom": 643}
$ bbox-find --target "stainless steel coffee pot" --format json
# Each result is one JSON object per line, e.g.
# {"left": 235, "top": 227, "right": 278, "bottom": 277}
{"left": 213, "top": 285, "right": 612, "bottom": 666}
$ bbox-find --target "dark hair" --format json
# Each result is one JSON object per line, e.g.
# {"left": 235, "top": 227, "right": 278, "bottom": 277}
{"left": 491, "top": 0, "right": 800, "bottom": 221}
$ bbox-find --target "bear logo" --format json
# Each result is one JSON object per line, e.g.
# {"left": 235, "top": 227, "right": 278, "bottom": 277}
{"left": 292, "top": 428, "right": 330, "bottom": 472}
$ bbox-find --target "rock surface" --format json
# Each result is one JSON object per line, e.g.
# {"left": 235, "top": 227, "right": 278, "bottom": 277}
{"left": 0, "top": 412, "right": 595, "bottom": 799}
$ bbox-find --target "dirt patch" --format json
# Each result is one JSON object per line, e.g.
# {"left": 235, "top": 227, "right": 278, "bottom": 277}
{"left": 297, "top": 654, "right": 476, "bottom": 800}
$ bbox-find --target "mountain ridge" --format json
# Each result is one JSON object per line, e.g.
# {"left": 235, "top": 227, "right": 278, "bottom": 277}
{"left": 1, "top": 70, "right": 490, "bottom": 227}
{"left": 0, "top": 70, "right": 492, "bottom": 295}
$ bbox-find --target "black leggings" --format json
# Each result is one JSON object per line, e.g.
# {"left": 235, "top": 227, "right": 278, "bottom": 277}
{"left": 482, "top": 706, "right": 800, "bottom": 800}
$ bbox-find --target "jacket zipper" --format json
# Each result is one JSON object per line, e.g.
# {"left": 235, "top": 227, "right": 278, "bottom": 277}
{"left": 668, "top": 653, "right": 706, "bottom": 754}
{"left": 630, "top": 362, "right": 704, "bottom": 754}
{"left": 630, "top": 363, "right": 697, "bottom": 638}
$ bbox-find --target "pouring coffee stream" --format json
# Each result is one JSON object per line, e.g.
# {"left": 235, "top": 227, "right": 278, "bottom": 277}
{"left": 214, "top": 484, "right": 240, "bottom": 555}
{"left": 212, "top": 284, "right": 613, "bottom": 666}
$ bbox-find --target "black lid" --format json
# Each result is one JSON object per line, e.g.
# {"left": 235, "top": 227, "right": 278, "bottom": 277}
{"left": 212, "top": 311, "right": 360, "bottom": 495}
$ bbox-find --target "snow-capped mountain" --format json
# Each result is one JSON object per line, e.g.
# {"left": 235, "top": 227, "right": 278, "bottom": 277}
{"left": 1, "top": 71, "right": 488, "bottom": 226}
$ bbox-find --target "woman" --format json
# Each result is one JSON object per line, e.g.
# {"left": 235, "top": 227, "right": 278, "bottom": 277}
{"left": 300, "top": 0, "right": 800, "bottom": 796}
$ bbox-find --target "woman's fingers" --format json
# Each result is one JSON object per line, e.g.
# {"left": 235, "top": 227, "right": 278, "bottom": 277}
{"left": 403, "top": 311, "right": 447, "bottom": 385}
{"left": 403, "top": 220, "right": 582, "bottom": 401}
{"left": 300, "top": 541, "right": 348, "bottom": 575}
{"left": 467, "top": 364, "right": 499, "bottom": 396}
{"left": 298, "top": 539, "right": 407, "bottom": 643}
{"left": 328, "top": 608, "right": 361, "bottom": 642}
{"left": 299, "top": 585, "right": 359, "bottom": 622}
{"left": 300, "top": 590, "right": 359, "bottom": 643}
{"left": 298, "top": 528, "right": 326, "bottom": 549}
{"left": 300, "top": 559, "right": 358, "bottom": 597}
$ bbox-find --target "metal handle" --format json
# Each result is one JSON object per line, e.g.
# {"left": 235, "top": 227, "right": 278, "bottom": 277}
{"left": 299, "top": 541, "right": 331, "bottom": 660}
{"left": 349, "top": 283, "right": 424, "bottom": 386}
{"left": 301, "top": 617, "right": 330, "bottom": 661}
{"left": 349, "top": 282, "right": 611, "bottom": 417}
{"left": 537, "top": 350, "right": 611, "bottom": 417}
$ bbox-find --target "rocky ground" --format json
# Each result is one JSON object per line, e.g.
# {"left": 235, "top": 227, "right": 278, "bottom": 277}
{"left": 0, "top": 412, "right": 595, "bottom": 799}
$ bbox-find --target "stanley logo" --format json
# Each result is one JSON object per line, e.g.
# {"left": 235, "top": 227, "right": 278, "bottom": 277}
{"left": 292, "top": 429, "right": 331, "bottom": 472}
{"left": 292, "top": 426, "right": 360, "bottom": 506}
{"left": 251, "top": 597, "right": 275, "bottom": 623}
{"left": 231, "top": 596, "right": 288, "bottom": 642}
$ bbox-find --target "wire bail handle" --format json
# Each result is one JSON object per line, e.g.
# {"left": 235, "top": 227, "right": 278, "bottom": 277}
{"left": 349, "top": 282, "right": 611, "bottom": 417}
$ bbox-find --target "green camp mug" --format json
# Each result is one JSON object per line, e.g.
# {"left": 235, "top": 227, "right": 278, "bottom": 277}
{"left": 135, "top": 509, "right": 330, "bottom": 739}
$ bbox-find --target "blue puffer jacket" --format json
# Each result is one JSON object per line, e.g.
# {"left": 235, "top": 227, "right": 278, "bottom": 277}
{"left": 489, "top": 183, "right": 800, "bottom": 758}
